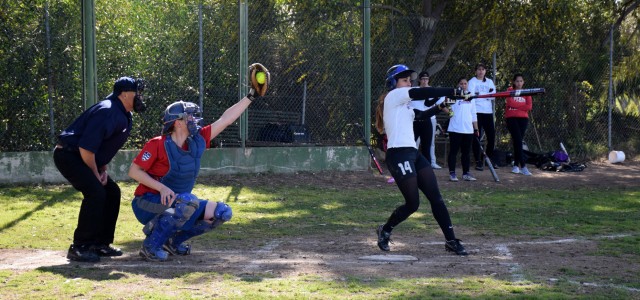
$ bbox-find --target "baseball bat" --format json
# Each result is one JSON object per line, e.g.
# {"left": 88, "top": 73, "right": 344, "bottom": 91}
{"left": 474, "top": 136, "right": 500, "bottom": 182}
{"left": 354, "top": 123, "right": 384, "bottom": 175}
{"left": 529, "top": 113, "right": 543, "bottom": 151}
{"left": 470, "top": 88, "right": 545, "bottom": 99}
{"left": 560, "top": 142, "right": 570, "bottom": 163}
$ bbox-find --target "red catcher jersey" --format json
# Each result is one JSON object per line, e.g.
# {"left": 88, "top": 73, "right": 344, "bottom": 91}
{"left": 133, "top": 125, "right": 213, "bottom": 196}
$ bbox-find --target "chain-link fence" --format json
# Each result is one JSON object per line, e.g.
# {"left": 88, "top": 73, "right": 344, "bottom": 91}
{"left": 1, "top": 1, "right": 638, "bottom": 162}
{"left": 371, "top": 12, "right": 640, "bottom": 162}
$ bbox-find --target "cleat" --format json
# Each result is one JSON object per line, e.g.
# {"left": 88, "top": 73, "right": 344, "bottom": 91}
{"left": 462, "top": 173, "right": 477, "bottom": 181}
{"left": 445, "top": 239, "right": 468, "bottom": 256}
{"left": 139, "top": 246, "right": 168, "bottom": 262}
{"left": 511, "top": 166, "right": 520, "bottom": 174}
{"left": 67, "top": 244, "right": 100, "bottom": 262}
{"left": 92, "top": 244, "right": 123, "bottom": 257}
{"left": 520, "top": 167, "right": 532, "bottom": 176}
{"left": 163, "top": 238, "right": 191, "bottom": 256}
{"left": 376, "top": 225, "right": 392, "bottom": 252}
{"left": 449, "top": 173, "right": 459, "bottom": 182}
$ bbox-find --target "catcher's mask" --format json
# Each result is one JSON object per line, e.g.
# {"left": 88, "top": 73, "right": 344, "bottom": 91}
{"left": 112, "top": 76, "right": 147, "bottom": 113}
{"left": 385, "top": 64, "right": 416, "bottom": 91}
{"left": 162, "top": 101, "right": 203, "bottom": 136}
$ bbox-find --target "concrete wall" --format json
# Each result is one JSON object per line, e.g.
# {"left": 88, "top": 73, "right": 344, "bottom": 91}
{"left": 0, "top": 146, "right": 369, "bottom": 185}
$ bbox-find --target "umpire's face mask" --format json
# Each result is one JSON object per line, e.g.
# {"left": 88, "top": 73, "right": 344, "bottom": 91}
{"left": 133, "top": 94, "right": 146, "bottom": 113}
{"left": 133, "top": 78, "right": 147, "bottom": 113}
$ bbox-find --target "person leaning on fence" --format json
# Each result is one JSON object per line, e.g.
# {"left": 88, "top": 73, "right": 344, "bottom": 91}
{"left": 374, "top": 64, "right": 468, "bottom": 256}
{"left": 410, "top": 71, "right": 447, "bottom": 169}
{"left": 468, "top": 63, "right": 498, "bottom": 171}
{"left": 53, "top": 76, "right": 147, "bottom": 262}
{"left": 447, "top": 77, "right": 479, "bottom": 182}
{"left": 505, "top": 73, "right": 533, "bottom": 176}
{"left": 128, "top": 63, "right": 270, "bottom": 262}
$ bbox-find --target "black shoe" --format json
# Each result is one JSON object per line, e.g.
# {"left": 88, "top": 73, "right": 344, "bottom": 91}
{"left": 92, "top": 244, "right": 123, "bottom": 257}
{"left": 492, "top": 163, "right": 499, "bottom": 169}
{"left": 445, "top": 239, "right": 468, "bottom": 256}
{"left": 475, "top": 162, "right": 484, "bottom": 171}
{"left": 163, "top": 238, "right": 191, "bottom": 256}
{"left": 376, "top": 225, "right": 392, "bottom": 252}
{"left": 139, "top": 245, "right": 169, "bottom": 262}
{"left": 67, "top": 244, "right": 100, "bottom": 262}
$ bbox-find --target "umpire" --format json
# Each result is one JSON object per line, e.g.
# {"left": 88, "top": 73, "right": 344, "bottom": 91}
{"left": 54, "top": 76, "right": 146, "bottom": 262}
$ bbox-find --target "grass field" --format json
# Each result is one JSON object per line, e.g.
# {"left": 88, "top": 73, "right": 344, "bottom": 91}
{"left": 0, "top": 167, "right": 639, "bottom": 299}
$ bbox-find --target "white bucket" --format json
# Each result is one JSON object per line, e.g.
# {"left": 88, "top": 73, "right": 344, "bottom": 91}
{"left": 608, "top": 151, "right": 626, "bottom": 164}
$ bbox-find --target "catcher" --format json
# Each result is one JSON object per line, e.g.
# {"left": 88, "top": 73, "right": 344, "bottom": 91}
{"left": 128, "top": 63, "right": 270, "bottom": 261}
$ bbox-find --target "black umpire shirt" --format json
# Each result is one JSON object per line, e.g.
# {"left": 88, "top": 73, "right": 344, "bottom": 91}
{"left": 57, "top": 94, "right": 132, "bottom": 168}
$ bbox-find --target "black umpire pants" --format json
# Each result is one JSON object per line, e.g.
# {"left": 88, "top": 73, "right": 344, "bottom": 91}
{"left": 53, "top": 148, "right": 121, "bottom": 247}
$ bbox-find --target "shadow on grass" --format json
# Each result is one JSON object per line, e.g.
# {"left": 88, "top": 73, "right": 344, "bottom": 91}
{"left": 0, "top": 186, "right": 76, "bottom": 233}
{"left": 35, "top": 253, "right": 291, "bottom": 281}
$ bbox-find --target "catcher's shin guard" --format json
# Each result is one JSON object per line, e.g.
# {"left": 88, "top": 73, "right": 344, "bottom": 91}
{"left": 142, "top": 213, "right": 177, "bottom": 261}
{"left": 164, "top": 202, "right": 232, "bottom": 255}
{"left": 213, "top": 201, "right": 233, "bottom": 222}
{"left": 142, "top": 214, "right": 160, "bottom": 236}
{"left": 164, "top": 220, "right": 214, "bottom": 255}
{"left": 173, "top": 193, "right": 200, "bottom": 228}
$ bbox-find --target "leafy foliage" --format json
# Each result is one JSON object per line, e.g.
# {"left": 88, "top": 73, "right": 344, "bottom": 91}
{"left": 0, "top": 0, "right": 638, "bottom": 158}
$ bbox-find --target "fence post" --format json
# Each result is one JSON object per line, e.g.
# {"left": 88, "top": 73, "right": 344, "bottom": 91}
{"left": 198, "top": 2, "right": 204, "bottom": 110}
{"left": 81, "top": 0, "right": 98, "bottom": 108}
{"left": 239, "top": 1, "right": 249, "bottom": 148}
{"left": 608, "top": 24, "right": 613, "bottom": 152}
{"left": 45, "top": 1, "right": 56, "bottom": 146}
{"left": 363, "top": 0, "right": 372, "bottom": 145}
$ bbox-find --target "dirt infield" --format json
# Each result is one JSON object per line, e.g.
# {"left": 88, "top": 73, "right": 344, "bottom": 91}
{"left": 0, "top": 161, "right": 638, "bottom": 292}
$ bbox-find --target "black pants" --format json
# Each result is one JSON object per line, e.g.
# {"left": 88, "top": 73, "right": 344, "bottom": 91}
{"left": 448, "top": 132, "right": 473, "bottom": 174}
{"left": 413, "top": 120, "right": 433, "bottom": 164}
{"left": 473, "top": 113, "right": 496, "bottom": 163}
{"left": 53, "top": 148, "right": 121, "bottom": 246}
{"left": 383, "top": 147, "right": 456, "bottom": 241}
{"left": 506, "top": 117, "right": 529, "bottom": 168}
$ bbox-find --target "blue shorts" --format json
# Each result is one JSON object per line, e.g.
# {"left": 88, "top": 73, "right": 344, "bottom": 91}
{"left": 386, "top": 147, "right": 429, "bottom": 181}
{"left": 131, "top": 193, "right": 207, "bottom": 230}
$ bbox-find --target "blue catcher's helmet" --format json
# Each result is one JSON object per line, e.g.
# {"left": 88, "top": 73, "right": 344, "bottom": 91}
{"left": 162, "top": 101, "right": 203, "bottom": 136}
{"left": 385, "top": 64, "right": 417, "bottom": 91}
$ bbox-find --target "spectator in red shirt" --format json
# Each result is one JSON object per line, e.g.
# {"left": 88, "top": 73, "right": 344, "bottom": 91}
{"left": 505, "top": 73, "right": 533, "bottom": 176}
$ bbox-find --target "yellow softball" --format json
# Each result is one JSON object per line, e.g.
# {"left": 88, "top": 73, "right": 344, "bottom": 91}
{"left": 256, "top": 72, "right": 266, "bottom": 84}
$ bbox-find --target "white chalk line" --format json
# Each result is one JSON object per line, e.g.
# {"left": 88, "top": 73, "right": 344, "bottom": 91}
{"left": 421, "top": 233, "right": 638, "bottom": 291}
{"left": 493, "top": 234, "right": 637, "bottom": 291}
{"left": 494, "top": 243, "right": 525, "bottom": 282}
{"left": 565, "top": 279, "right": 640, "bottom": 293}
{"left": 241, "top": 240, "right": 281, "bottom": 273}
{"left": 2, "top": 234, "right": 638, "bottom": 293}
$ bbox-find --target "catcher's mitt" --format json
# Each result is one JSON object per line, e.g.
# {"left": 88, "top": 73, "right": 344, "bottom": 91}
{"left": 248, "top": 63, "right": 270, "bottom": 100}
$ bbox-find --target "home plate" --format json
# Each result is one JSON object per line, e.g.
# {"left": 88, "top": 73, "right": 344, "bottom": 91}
{"left": 358, "top": 255, "right": 418, "bottom": 262}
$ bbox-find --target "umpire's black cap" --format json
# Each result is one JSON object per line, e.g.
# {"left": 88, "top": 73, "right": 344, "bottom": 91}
{"left": 113, "top": 77, "right": 137, "bottom": 96}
